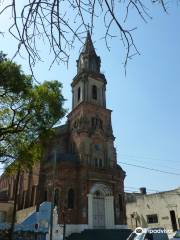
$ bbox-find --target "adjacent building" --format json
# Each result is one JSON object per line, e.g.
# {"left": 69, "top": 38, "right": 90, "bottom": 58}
{"left": 126, "top": 187, "right": 180, "bottom": 232}
{"left": 0, "top": 189, "right": 13, "bottom": 223}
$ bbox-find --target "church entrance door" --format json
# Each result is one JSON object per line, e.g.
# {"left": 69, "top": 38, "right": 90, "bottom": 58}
{"left": 92, "top": 191, "right": 105, "bottom": 228}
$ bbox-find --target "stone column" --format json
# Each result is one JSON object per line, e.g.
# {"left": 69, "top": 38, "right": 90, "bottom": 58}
{"left": 105, "top": 196, "right": 114, "bottom": 229}
{"left": 87, "top": 77, "right": 89, "bottom": 102}
{"left": 72, "top": 90, "right": 74, "bottom": 109}
{"left": 83, "top": 79, "right": 85, "bottom": 102}
{"left": 34, "top": 185, "right": 37, "bottom": 205}
{"left": 103, "top": 86, "right": 106, "bottom": 107}
{"left": 87, "top": 194, "right": 93, "bottom": 228}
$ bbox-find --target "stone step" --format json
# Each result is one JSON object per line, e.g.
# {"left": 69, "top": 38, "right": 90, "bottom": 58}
{"left": 67, "top": 229, "right": 132, "bottom": 240}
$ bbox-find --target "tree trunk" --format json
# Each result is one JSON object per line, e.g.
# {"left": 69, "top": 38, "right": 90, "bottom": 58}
{"left": 25, "top": 169, "right": 33, "bottom": 208}
{"left": 9, "top": 166, "right": 21, "bottom": 240}
{"left": 35, "top": 162, "right": 46, "bottom": 212}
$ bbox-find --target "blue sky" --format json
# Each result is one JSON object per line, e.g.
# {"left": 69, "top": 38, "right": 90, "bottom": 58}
{"left": 0, "top": 3, "right": 180, "bottom": 193}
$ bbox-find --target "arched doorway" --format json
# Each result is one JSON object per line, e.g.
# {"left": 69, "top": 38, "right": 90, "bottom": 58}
{"left": 93, "top": 190, "right": 105, "bottom": 228}
{"left": 88, "top": 183, "right": 114, "bottom": 229}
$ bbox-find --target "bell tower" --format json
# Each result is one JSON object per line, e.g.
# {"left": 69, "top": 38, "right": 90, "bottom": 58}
{"left": 65, "top": 32, "right": 126, "bottom": 230}
{"left": 72, "top": 31, "right": 106, "bottom": 109}
{"left": 68, "top": 32, "right": 117, "bottom": 169}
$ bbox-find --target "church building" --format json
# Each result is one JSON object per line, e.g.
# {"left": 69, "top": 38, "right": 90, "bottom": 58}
{"left": 37, "top": 32, "right": 127, "bottom": 234}
{"left": 0, "top": 32, "right": 127, "bottom": 234}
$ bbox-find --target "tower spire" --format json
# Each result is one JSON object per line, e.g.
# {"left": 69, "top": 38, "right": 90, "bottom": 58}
{"left": 72, "top": 31, "right": 106, "bottom": 110}
{"left": 81, "top": 31, "right": 96, "bottom": 55}
{"left": 77, "top": 31, "right": 101, "bottom": 73}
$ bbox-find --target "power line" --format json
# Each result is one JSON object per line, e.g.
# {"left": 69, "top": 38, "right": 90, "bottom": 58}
{"left": 119, "top": 153, "right": 180, "bottom": 164}
{"left": 119, "top": 161, "right": 180, "bottom": 176}
{"left": 118, "top": 158, "right": 180, "bottom": 172}
{"left": 1, "top": 160, "right": 180, "bottom": 180}
{"left": 1, "top": 159, "right": 180, "bottom": 187}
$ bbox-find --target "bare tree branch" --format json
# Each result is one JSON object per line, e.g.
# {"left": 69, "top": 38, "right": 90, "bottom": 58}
{"left": 0, "top": 0, "right": 179, "bottom": 74}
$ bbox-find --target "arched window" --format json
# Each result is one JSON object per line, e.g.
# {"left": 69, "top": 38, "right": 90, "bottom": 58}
{"left": 119, "top": 194, "right": 124, "bottom": 212}
{"left": 54, "top": 189, "right": 60, "bottom": 206}
{"left": 95, "top": 190, "right": 101, "bottom": 197}
{"left": 71, "top": 141, "right": 76, "bottom": 154}
{"left": 99, "top": 119, "right": 103, "bottom": 129}
{"left": 44, "top": 190, "right": 47, "bottom": 201}
{"left": 68, "top": 189, "right": 74, "bottom": 209}
{"left": 78, "top": 87, "right": 81, "bottom": 101}
{"left": 99, "top": 159, "right": 103, "bottom": 168}
{"left": 91, "top": 117, "right": 95, "bottom": 128}
{"left": 95, "top": 158, "right": 98, "bottom": 167}
{"left": 84, "top": 59, "right": 88, "bottom": 69}
{"left": 92, "top": 85, "right": 97, "bottom": 100}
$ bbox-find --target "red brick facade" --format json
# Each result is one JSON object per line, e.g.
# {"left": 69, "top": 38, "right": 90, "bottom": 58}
{"left": 0, "top": 32, "right": 126, "bottom": 227}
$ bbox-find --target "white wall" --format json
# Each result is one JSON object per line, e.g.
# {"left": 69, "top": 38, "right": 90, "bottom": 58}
{"left": 126, "top": 188, "right": 180, "bottom": 231}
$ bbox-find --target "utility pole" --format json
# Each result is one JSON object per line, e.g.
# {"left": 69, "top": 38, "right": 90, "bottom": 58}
{"left": 49, "top": 148, "right": 56, "bottom": 240}
{"left": 62, "top": 209, "right": 66, "bottom": 240}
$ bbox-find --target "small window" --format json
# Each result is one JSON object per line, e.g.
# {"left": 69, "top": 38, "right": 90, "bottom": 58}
{"left": 92, "top": 85, "right": 97, "bottom": 100}
{"left": 92, "top": 117, "right": 96, "bottom": 128}
{"left": 119, "top": 194, "right": 124, "bottom": 212}
{"left": 99, "top": 119, "right": 103, "bottom": 129}
{"left": 78, "top": 87, "right": 81, "bottom": 101}
{"left": 147, "top": 214, "right": 158, "bottom": 224}
{"left": 91, "top": 117, "right": 103, "bottom": 129}
{"left": 68, "top": 189, "right": 74, "bottom": 209}
{"left": 95, "top": 158, "right": 98, "bottom": 167}
{"left": 54, "top": 189, "right": 60, "bottom": 206}
{"left": 94, "top": 144, "right": 100, "bottom": 151}
{"left": 44, "top": 190, "right": 48, "bottom": 201}
{"left": 71, "top": 142, "right": 76, "bottom": 153}
{"left": 95, "top": 190, "right": 101, "bottom": 197}
{"left": 99, "top": 159, "right": 103, "bottom": 168}
{"left": 85, "top": 59, "right": 88, "bottom": 69}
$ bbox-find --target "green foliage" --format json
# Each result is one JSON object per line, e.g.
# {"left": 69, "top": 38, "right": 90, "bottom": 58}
{"left": 0, "top": 59, "right": 32, "bottom": 94}
{"left": 0, "top": 52, "right": 66, "bottom": 170}
{"left": 4, "top": 142, "right": 42, "bottom": 175}
{"left": 0, "top": 51, "right": 7, "bottom": 62}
